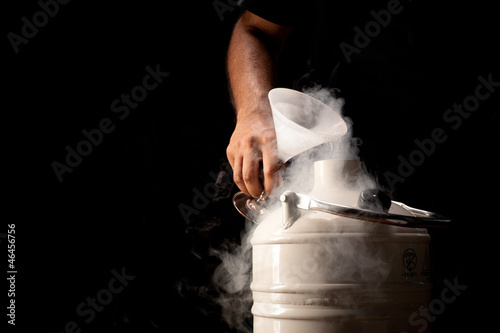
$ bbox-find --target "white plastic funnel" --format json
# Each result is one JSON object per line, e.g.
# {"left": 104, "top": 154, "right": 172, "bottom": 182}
{"left": 269, "top": 88, "right": 348, "bottom": 162}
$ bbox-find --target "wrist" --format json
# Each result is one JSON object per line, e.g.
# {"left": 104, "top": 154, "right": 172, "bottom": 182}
{"left": 236, "top": 97, "right": 273, "bottom": 122}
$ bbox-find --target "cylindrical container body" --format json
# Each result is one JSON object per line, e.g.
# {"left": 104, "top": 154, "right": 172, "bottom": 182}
{"left": 251, "top": 160, "right": 431, "bottom": 332}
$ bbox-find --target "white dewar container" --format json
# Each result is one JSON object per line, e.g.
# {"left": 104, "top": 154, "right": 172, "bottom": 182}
{"left": 251, "top": 159, "right": 433, "bottom": 333}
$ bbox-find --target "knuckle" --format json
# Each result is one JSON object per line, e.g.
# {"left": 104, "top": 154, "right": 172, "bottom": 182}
{"left": 226, "top": 144, "right": 234, "bottom": 158}
{"left": 262, "top": 167, "right": 275, "bottom": 178}
{"left": 242, "top": 172, "right": 254, "bottom": 183}
{"left": 233, "top": 174, "right": 243, "bottom": 185}
{"left": 243, "top": 134, "right": 257, "bottom": 147}
{"left": 261, "top": 128, "right": 276, "bottom": 140}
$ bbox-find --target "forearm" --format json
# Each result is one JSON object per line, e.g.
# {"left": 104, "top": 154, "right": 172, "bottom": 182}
{"left": 227, "top": 12, "right": 291, "bottom": 121}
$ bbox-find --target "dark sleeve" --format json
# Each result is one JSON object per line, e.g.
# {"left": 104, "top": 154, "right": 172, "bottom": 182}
{"left": 243, "top": 0, "right": 310, "bottom": 27}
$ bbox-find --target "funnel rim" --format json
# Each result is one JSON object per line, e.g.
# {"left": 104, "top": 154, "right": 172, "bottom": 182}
{"left": 268, "top": 88, "right": 348, "bottom": 137}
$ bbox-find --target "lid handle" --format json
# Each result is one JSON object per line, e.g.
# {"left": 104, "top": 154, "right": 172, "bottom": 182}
{"left": 280, "top": 191, "right": 451, "bottom": 230}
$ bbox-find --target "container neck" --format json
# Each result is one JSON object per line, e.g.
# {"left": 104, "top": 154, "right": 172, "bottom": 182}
{"left": 311, "top": 159, "right": 363, "bottom": 206}
{"left": 313, "top": 159, "right": 362, "bottom": 189}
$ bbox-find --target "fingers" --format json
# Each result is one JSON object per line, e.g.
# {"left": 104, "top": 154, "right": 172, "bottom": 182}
{"left": 227, "top": 138, "right": 262, "bottom": 197}
{"left": 229, "top": 154, "right": 264, "bottom": 198}
{"left": 229, "top": 143, "right": 264, "bottom": 198}
{"left": 227, "top": 122, "right": 281, "bottom": 198}
{"left": 242, "top": 150, "right": 264, "bottom": 198}
{"left": 261, "top": 136, "right": 281, "bottom": 197}
{"left": 230, "top": 155, "right": 249, "bottom": 196}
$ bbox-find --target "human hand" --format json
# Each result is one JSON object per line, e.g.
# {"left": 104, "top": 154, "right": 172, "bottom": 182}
{"left": 226, "top": 113, "right": 282, "bottom": 198}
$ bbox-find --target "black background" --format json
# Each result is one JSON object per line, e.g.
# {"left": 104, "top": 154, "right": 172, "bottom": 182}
{"left": 4, "top": 0, "right": 499, "bottom": 332}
